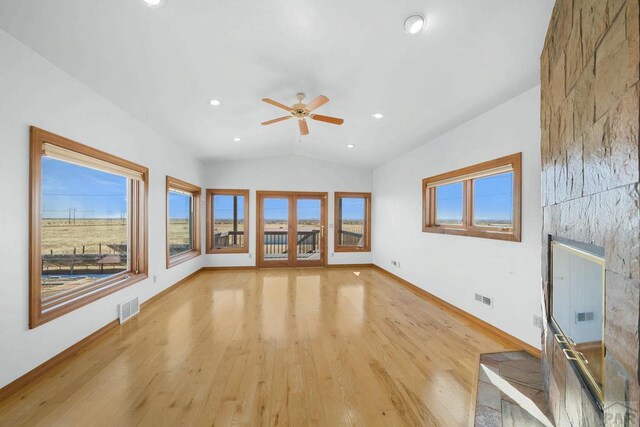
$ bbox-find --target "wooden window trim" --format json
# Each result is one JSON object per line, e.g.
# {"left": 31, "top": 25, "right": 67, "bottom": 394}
{"left": 334, "top": 192, "right": 372, "bottom": 252}
{"left": 30, "top": 127, "right": 148, "bottom": 329}
{"left": 422, "top": 153, "right": 522, "bottom": 242}
{"left": 166, "top": 176, "right": 202, "bottom": 269}
{"left": 206, "top": 189, "right": 250, "bottom": 254}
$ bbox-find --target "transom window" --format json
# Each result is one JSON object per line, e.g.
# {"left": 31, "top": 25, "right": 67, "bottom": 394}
{"left": 334, "top": 192, "right": 371, "bottom": 252}
{"left": 422, "top": 153, "right": 521, "bottom": 241}
{"left": 166, "top": 176, "right": 201, "bottom": 268}
{"left": 30, "top": 127, "right": 148, "bottom": 328}
{"left": 206, "top": 189, "right": 249, "bottom": 253}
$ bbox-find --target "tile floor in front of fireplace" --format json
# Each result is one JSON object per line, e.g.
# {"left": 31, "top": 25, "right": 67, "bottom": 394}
{"left": 474, "top": 351, "right": 553, "bottom": 427}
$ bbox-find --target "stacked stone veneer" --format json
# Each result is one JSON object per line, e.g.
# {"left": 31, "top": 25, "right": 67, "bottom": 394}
{"left": 541, "top": 0, "right": 640, "bottom": 425}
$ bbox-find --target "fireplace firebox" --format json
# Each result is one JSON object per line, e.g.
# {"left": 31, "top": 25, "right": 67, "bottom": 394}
{"left": 549, "top": 237, "right": 605, "bottom": 408}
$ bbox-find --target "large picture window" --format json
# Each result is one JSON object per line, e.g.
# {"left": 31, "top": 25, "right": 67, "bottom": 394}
{"left": 166, "top": 176, "right": 201, "bottom": 268}
{"left": 334, "top": 192, "right": 371, "bottom": 252}
{"left": 206, "top": 189, "right": 249, "bottom": 253}
{"left": 422, "top": 153, "right": 521, "bottom": 241}
{"left": 30, "top": 127, "right": 148, "bottom": 328}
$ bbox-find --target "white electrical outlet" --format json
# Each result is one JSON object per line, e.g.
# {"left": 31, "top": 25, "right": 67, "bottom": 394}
{"left": 152, "top": 275, "right": 157, "bottom": 283}
{"left": 248, "top": 253, "right": 252, "bottom": 259}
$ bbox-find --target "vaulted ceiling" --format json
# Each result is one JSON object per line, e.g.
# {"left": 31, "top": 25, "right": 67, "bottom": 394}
{"left": 0, "top": 0, "right": 553, "bottom": 168}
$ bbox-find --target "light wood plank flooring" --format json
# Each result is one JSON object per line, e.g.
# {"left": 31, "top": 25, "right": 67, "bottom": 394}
{"left": 0, "top": 267, "right": 519, "bottom": 426}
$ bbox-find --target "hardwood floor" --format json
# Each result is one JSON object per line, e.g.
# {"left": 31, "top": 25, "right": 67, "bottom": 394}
{"left": 0, "top": 267, "right": 520, "bottom": 426}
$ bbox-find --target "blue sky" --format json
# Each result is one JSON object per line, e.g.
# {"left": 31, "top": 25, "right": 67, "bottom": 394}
{"left": 436, "top": 172, "right": 513, "bottom": 221}
{"left": 213, "top": 194, "right": 246, "bottom": 221}
{"left": 473, "top": 172, "right": 513, "bottom": 221}
{"left": 169, "top": 192, "right": 192, "bottom": 219}
{"left": 42, "top": 157, "right": 127, "bottom": 219}
{"left": 258, "top": 198, "right": 365, "bottom": 221}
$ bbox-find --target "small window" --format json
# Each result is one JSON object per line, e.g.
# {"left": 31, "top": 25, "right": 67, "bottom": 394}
{"left": 334, "top": 192, "right": 371, "bottom": 252}
{"left": 472, "top": 171, "right": 514, "bottom": 228}
{"left": 206, "top": 189, "right": 249, "bottom": 253}
{"left": 30, "top": 127, "right": 148, "bottom": 328}
{"left": 166, "top": 176, "right": 201, "bottom": 268}
{"left": 423, "top": 153, "right": 521, "bottom": 241}
{"left": 435, "top": 182, "right": 464, "bottom": 226}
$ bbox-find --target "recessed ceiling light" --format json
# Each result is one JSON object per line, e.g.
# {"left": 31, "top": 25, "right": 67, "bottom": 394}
{"left": 233, "top": 137, "right": 241, "bottom": 142}
{"left": 142, "top": 0, "right": 166, "bottom": 8}
{"left": 372, "top": 113, "right": 384, "bottom": 119}
{"left": 209, "top": 99, "right": 221, "bottom": 106}
{"left": 404, "top": 14, "right": 426, "bottom": 34}
{"left": 347, "top": 144, "right": 355, "bottom": 148}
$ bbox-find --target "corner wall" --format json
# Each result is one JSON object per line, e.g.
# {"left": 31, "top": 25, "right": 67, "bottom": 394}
{"left": 540, "top": 0, "right": 640, "bottom": 424}
{"left": 372, "top": 86, "right": 543, "bottom": 349}
{"left": 202, "top": 154, "right": 373, "bottom": 267}
{"left": 0, "top": 29, "right": 205, "bottom": 388}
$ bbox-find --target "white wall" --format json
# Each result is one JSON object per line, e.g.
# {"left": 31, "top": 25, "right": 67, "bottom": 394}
{"left": 372, "top": 86, "right": 543, "bottom": 349}
{"left": 202, "top": 154, "right": 373, "bottom": 267}
{"left": 0, "top": 30, "right": 205, "bottom": 388}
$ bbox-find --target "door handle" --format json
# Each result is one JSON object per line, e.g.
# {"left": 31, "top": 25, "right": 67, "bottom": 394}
{"left": 320, "top": 225, "right": 324, "bottom": 238}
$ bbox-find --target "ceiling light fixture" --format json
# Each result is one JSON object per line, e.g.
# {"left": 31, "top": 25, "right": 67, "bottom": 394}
{"left": 347, "top": 144, "right": 355, "bottom": 148}
{"left": 233, "top": 137, "right": 241, "bottom": 142}
{"left": 404, "top": 14, "right": 426, "bottom": 34}
{"left": 142, "top": 0, "right": 166, "bottom": 8}
{"left": 372, "top": 113, "right": 384, "bottom": 119}
{"left": 209, "top": 99, "right": 221, "bottom": 106}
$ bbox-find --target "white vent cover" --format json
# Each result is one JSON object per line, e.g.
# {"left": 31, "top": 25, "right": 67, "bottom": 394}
{"left": 119, "top": 297, "right": 140, "bottom": 324}
{"left": 475, "top": 293, "right": 493, "bottom": 307}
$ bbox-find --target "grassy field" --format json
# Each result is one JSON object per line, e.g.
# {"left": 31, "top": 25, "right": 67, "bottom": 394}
{"left": 42, "top": 218, "right": 127, "bottom": 255}
{"left": 41, "top": 218, "right": 192, "bottom": 298}
{"left": 42, "top": 218, "right": 191, "bottom": 255}
{"left": 42, "top": 218, "right": 363, "bottom": 255}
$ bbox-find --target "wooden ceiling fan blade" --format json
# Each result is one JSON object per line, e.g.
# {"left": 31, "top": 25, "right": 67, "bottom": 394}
{"left": 304, "top": 95, "right": 329, "bottom": 112}
{"left": 262, "top": 98, "right": 292, "bottom": 111}
{"left": 299, "top": 119, "right": 309, "bottom": 136}
{"left": 310, "top": 114, "right": 344, "bottom": 125}
{"left": 261, "top": 116, "right": 292, "bottom": 126}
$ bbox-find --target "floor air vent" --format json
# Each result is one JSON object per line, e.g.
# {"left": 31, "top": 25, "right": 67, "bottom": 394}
{"left": 119, "top": 297, "right": 140, "bottom": 324}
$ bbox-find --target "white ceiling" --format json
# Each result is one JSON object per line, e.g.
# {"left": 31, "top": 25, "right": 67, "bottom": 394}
{"left": 0, "top": 0, "right": 553, "bottom": 169}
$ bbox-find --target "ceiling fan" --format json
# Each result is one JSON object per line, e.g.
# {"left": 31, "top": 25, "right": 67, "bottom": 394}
{"left": 261, "top": 93, "right": 344, "bottom": 136}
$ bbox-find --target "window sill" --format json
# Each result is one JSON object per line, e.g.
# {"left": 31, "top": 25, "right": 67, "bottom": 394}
{"left": 206, "top": 247, "right": 249, "bottom": 255}
{"left": 422, "top": 225, "right": 520, "bottom": 242}
{"left": 167, "top": 250, "right": 201, "bottom": 269}
{"left": 334, "top": 246, "right": 371, "bottom": 253}
{"left": 32, "top": 273, "right": 148, "bottom": 328}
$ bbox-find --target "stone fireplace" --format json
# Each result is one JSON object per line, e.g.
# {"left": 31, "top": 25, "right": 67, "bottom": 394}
{"left": 540, "top": 0, "right": 640, "bottom": 425}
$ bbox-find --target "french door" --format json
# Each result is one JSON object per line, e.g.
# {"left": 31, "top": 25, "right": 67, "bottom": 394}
{"left": 256, "top": 191, "right": 327, "bottom": 267}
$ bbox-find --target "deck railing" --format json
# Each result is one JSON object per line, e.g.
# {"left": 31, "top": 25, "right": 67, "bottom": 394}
{"left": 338, "top": 229, "right": 364, "bottom": 246}
{"left": 263, "top": 230, "right": 320, "bottom": 255}
{"left": 214, "top": 231, "right": 245, "bottom": 249}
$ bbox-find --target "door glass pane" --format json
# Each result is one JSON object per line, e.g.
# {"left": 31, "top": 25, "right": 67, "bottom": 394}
{"left": 263, "top": 198, "right": 288, "bottom": 260}
{"left": 213, "top": 194, "right": 245, "bottom": 249}
{"left": 297, "top": 199, "right": 321, "bottom": 261}
{"left": 41, "top": 156, "right": 128, "bottom": 300}
{"left": 337, "top": 197, "right": 366, "bottom": 247}
{"left": 435, "top": 182, "right": 463, "bottom": 225}
{"left": 168, "top": 190, "right": 193, "bottom": 256}
{"left": 473, "top": 171, "right": 513, "bottom": 227}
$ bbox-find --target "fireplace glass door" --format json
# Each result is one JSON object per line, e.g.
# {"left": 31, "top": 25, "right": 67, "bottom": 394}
{"left": 550, "top": 239, "right": 605, "bottom": 403}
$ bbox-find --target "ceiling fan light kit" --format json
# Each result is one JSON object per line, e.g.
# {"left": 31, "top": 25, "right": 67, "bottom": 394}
{"left": 261, "top": 93, "right": 344, "bottom": 136}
